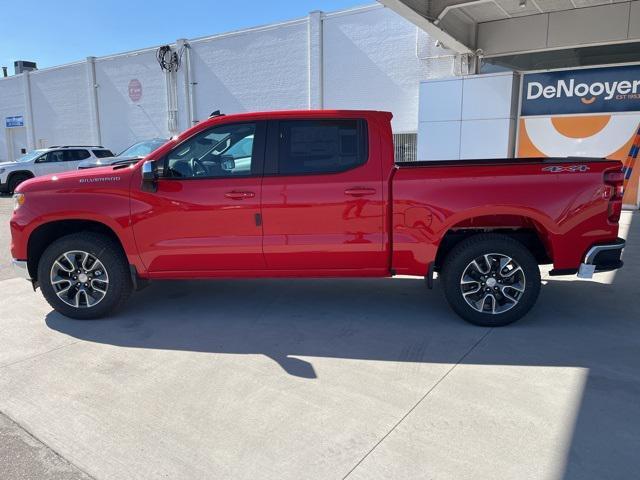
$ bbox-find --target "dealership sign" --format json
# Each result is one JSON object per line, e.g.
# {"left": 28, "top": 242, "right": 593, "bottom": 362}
{"left": 521, "top": 65, "right": 640, "bottom": 116}
{"left": 5, "top": 115, "right": 24, "bottom": 128}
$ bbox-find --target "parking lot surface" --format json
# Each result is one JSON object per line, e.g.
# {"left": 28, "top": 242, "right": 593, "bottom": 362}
{"left": 0, "top": 195, "right": 638, "bottom": 480}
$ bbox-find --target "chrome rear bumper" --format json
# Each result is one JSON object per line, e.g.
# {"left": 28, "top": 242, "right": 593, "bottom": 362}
{"left": 577, "top": 238, "right": 625, "bottom": 279}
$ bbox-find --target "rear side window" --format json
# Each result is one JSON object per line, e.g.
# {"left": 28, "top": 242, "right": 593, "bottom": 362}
{"left": 64, "top": 150, "right": 91, "bottom": 161}
{"left": 277, "top": 119, "right": 367, "bottom": 175}
{"left": 93, "top": 149, "right": 114, "bottom": 158}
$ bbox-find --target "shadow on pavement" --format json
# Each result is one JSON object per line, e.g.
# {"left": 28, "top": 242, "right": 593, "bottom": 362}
{"left": 46, "top": 276, "right": 465, "bottom": 379}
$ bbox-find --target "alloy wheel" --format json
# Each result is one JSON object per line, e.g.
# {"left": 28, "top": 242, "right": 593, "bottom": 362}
{"left": 50, "top": 250, "right": 109, "bottom": 308}
{"left": 459, "top": 253, "right": 526, "bottom": 314}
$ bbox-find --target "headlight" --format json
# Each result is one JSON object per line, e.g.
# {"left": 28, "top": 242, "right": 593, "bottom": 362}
{"left": 0, "top": 168, "right": 5, "bottom": 174}
{"left": 13, "top": 193, "right": 25, "bottom": 211}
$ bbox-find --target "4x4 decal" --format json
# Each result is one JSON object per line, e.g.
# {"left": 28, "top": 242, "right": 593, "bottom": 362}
{"left": 542, "top": 165, "right": 590, "bottom": 173}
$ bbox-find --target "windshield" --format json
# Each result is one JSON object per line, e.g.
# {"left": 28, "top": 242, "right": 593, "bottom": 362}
{"left": 118, "top": 139, "right": 167, "bottom": 157}
{"left": 15, "top": 150, "right": 46, "bottom": 163}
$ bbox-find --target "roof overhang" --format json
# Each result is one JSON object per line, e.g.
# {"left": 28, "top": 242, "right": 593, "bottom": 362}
{"left": 379, "top": 0, "right": 640, "bottom": 70}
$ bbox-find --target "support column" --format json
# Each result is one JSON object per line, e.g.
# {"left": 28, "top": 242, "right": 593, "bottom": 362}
{"left": 308, "top": 10, "right": 323, "bottom": 110}
{"left": 21, "top": 72, "right": 36, "bottom": 150}
{"left": 187, "top": 45, "right": 198, "bottom": 126}
{"left": 177, "top": 38, "right": 195, "bottom": 129}
{"left": 86, "top": 56, "right": 102, "bottom": 145}
{"left": 165, "top": 69, "right": 179, "bottom": 136}
{"left": 6, "top": 129, "right": 15, "bottom": 162}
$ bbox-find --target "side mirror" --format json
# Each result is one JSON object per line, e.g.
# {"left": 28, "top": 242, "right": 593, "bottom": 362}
{"left": 141, "top": 160, "right": 158, "bottom": 192}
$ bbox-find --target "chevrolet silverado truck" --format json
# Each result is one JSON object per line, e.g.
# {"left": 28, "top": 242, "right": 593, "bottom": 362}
{"left": 9, "top": 110, "right": 626, "bottom": 326}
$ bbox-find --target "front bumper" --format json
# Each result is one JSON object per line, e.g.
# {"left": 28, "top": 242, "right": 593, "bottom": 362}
{"left": 577, "top": 237, "right": 625, "bottom": 279}
{"left": 11, "top": 259, "right": 31, "bottom": 280}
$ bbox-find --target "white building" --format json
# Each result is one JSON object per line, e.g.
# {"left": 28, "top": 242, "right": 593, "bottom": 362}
{"left": 0, "top": 4, "right": 454, "bottom": 163}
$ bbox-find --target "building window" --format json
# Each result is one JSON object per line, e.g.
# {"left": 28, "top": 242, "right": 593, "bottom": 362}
{"left": 393, "top": 133, "right": 417, "bottom": 163}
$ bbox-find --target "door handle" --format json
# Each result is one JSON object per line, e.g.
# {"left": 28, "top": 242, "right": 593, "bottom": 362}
{"left": 344, "top": 187, "right": 376, "bottom": 197}
{"left": 224, "top": 191, "right": 255, "bottom": 200}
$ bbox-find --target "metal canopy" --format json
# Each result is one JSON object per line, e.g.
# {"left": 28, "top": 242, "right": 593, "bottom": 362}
{"left": 379, "top": 0, "right": 640, "bottom": 70}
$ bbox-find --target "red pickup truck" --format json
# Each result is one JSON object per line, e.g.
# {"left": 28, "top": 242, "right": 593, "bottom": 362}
{"left": 10, "top": 110, "right": 625, "bottom": 326}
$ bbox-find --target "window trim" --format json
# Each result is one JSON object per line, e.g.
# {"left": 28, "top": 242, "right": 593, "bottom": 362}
{"left": 267, "top": 118, "right": 369, "bottom": 177}
{"left": 157, "top": 121, "right": 266, "bottom": 180}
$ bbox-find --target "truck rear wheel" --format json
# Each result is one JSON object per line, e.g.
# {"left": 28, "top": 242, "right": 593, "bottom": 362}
{"left": 38, "top": 232, "right": 132, "bottom": 319}
{"left": 441, "top": 234, "right": 541, "bottom": 327}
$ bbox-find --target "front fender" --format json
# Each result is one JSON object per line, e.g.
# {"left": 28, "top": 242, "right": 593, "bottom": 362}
{"left": 9, "top": 175, "right": 146, "bottom": 275}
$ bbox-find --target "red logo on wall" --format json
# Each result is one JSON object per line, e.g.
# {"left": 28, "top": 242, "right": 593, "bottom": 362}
{"left": 128, "top": 79, "right": 142, "bottom": 102}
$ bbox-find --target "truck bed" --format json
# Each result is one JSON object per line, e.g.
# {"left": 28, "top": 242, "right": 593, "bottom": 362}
{"left": 391, "top": 156, "right": 622, "bottom": 275}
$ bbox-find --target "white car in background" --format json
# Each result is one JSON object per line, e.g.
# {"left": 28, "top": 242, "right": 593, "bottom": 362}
{"left": 77, "top": 138, "right": 168, "bottom": 169}
{"left": 0, "top": 145, "right": 114, "bottom": 194}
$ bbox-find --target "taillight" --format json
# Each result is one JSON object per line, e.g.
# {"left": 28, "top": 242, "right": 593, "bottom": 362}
{"left": 604, "top": 171, "right": 625, "bottom": 198}
{"left": 604, "top": 169, "right": 624, "bottom": 222}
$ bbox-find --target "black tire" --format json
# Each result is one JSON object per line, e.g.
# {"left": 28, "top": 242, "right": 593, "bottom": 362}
{"left": 8, "top": 173, "right": 31, "bottom": 194}
{"left": 38, "top": 232, "right": 132, "bottom": 319}
{"left": 441, "top": 233, "right": 541, "bottom": 327}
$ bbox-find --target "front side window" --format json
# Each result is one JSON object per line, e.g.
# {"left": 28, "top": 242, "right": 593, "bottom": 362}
{"left": 278, "top": 119, "right": 367, "bottom": 175}
{"left": 163, "top": 123, "right": 256, "bottom": 178}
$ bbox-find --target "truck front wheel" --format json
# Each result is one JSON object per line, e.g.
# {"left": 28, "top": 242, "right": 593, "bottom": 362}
{"left": 8, "top": 173, "right": 31, "bottom": 194}
{"left": 441, "top": 234, "right": 541, "bottom": 327}
{"left": 38, "top": 232, "right": 132, "bottom": 319}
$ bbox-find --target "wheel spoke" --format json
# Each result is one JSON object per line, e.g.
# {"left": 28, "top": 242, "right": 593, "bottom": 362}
{"left": 64, "top": 253, "right": 78, "bottom": 271}
{"left": 508, "top": 281, "right": 525, "bottom": 293}
{"left": 85, "top": 258, "right": 103, "bottom": 273}
{"left": 54, "top": 260, "right": 74, "bottom": 273}
{"left": 500, "top": 286, "right": 518, "bottom": 303}
{"left": 483, "top": 255, "right": 494, "bottom": 273}
{"left": 500, "top": 265, "right": 523, "bottom": 278}
{"left": 85, "top": 290, "right": 100, "bottom": 307}
{"left": 463, "top": 283, "right": 482, "bottom": 296}
{"left": 91, "top": 280, "right": 107, "bottom": 294}
{"left": 80, "top": 252, "right": 91, "bottom": 271}
{"left": 51, "top": 278, "right": 72, "bottom": 286}
{"left": 461, "top": 273, "right": 479, "bottom": 285}
{"left": 51, "top": 276, "right": 71, "bottom": 286}
{"left": 498, "top": 256, "right": 512, "bottom": 273}
{"left": 475, "top": 293, "right": 496, "bottom": 313}
{"left": 57, "top": 284, "right": 72, "bottom": 297}
{"left": 73, "top": 290, "right": 82, "bottom": 307}
{"left": 472, "top": 258, "right": 490, "bottom": 275}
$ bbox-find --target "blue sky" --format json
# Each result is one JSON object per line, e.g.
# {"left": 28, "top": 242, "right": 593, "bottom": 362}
{"left": 1, "top": 0, "right": 367, "bottom": 70}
